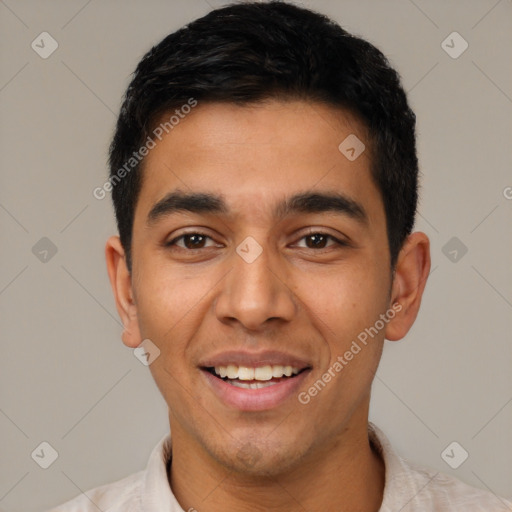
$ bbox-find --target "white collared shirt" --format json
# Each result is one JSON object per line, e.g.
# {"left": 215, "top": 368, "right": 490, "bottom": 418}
{"left": 48, "top": 422, "right": 512, "bottom": 511}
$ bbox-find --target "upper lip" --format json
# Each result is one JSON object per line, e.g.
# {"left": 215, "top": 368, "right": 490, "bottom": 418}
{"left": 199, "top": 350, "right": 311, "bottom": 369}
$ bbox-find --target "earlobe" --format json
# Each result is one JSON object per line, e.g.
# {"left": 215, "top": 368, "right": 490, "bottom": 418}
{"left": 385, "top": 232, "right": 431, "bottom": 342}
{"left": 105, "top": 236, "right": 142, "bottom": 348}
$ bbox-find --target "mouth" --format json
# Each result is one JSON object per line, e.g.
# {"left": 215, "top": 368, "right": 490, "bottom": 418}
{"left": 200, "top": 362, "right": 312, "bottom": 411}
{"left": 204, "top": 364, "right": 307, "bottom": 388}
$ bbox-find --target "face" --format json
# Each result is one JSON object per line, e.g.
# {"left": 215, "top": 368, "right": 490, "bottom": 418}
{"left": 107, "top": 100, "right": 428, "bottom": 477}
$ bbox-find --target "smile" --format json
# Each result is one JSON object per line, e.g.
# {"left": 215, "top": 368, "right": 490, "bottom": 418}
{"left": 201, "top": 363, "right": 311, "bottom": 410}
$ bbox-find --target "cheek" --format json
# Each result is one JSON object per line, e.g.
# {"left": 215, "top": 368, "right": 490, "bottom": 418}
{"left": 137, "top": 271, "right": 206, "bottom": 402}
{"left": 300, "top": 263, "right": 387, "bottom": 338}
{"left": 133, "top": 263, "right": 203, "bottom": 353}
{"left": 306, "top": 271, "right": 387, "bottom": 381}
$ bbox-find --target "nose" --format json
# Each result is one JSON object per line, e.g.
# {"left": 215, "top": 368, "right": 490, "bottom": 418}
{"left": 214, "top": 240, "right": 297, "bottom": 331}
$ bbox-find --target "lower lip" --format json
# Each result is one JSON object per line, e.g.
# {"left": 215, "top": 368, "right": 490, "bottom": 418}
{"left": 201, "top": 369, "right": 311, "bottom": 411}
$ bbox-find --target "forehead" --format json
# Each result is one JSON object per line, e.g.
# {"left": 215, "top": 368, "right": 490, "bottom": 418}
{"left": 134, "top": 100, "right": 382, "bottom": 225}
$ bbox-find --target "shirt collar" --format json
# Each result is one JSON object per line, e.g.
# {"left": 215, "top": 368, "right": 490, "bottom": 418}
{"left": 141, "top": 432, "right": 182, "bottom": 511}
{"left": 368, "top": 422, "right": 438, "bottom": 511}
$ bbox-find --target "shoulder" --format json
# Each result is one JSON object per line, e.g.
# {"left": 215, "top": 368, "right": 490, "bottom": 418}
{"left": 368, "top": 423, "right": 512, "bottom": 512}
{"left": 401, "top": 459, "right": 512, "bottom": 511}
{"left": 46, "top": 432, "right": 173, "bottom": 511}
{"left": 47, "top": 470, "right": 144, "bottom": 512}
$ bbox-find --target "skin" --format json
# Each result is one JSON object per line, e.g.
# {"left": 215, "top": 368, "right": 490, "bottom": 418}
{"left": 106, "top": 100, "right": 430, "bottom": 512}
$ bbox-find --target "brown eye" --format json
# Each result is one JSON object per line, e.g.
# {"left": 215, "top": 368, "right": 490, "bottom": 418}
{"left": 304, "top": 233, "right": 330, "bottom": 249}
{"left": 167, "top": 233, "right": 215, "bottom": 249}
{"left": 296, "top": 232, "right": 346, "bottom": 250}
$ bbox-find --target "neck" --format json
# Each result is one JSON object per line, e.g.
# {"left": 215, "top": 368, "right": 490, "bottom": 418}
{"left": 167, "top": 409, "right": 385, "bottom": 512}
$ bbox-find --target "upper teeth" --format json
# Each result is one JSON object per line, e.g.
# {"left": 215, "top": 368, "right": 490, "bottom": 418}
{"left": 214, "top": 365, "right": 301, "bottom": 381}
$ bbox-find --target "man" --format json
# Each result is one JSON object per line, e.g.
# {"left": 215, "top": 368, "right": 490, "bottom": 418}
{"left": 52, "top": 1, "right": 512, "bottom": 511}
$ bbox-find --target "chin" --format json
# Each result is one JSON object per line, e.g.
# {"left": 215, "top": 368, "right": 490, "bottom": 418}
{"left": 210, "top": 435, "right": 311, "bottom": 478}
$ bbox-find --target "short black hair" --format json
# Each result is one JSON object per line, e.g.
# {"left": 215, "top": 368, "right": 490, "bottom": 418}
{"left": 108, "top": 1, "right": 418, "bottom": 271}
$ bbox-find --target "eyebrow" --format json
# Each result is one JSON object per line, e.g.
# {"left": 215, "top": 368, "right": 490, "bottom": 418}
{"left": 146, "top": 190, "right": 368, "bottom": 226}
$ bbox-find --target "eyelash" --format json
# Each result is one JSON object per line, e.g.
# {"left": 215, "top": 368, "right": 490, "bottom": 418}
{"left": 165, "top": 231, "right": 348, "bottom": 251}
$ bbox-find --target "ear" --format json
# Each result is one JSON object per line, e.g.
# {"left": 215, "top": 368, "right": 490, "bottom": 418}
{"left": 105, "top": 235, "right": 142, "bottom": 348}
{"left": 385, "top": 231, "right": 431, "bottom": 341}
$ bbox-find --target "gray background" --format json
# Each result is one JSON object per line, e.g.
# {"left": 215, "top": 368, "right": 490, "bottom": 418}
{"left": 0, "top": 0, "right": 511, "bottom": 510}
